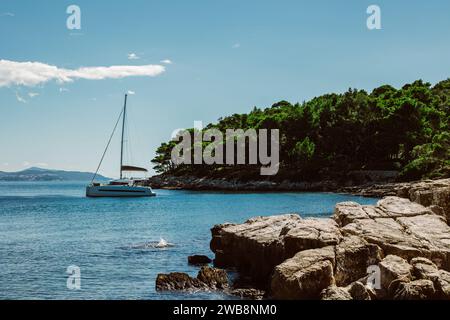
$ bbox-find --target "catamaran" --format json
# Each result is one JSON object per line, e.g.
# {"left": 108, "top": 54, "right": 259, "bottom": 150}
{"left": 86, "top": 94, "right": 156, "bottom": 197}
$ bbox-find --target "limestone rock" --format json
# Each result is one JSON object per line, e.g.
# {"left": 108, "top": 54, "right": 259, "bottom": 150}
{"left": 197, "top": 266, "right": 228, "bottom": 290}
{"left": 377, "top": 196, "right": 432, "bottom": 218}
{"left": 379, "top": 255, "right": 412, "bottom": 292}
{"left": 334, "top": 202, "right": 369, "bottom": 226}
{"left": 206, "top": 186, "right": 450, "bottom": 300}
{"left": 229, "top": 288, "right": 265, "bottom": 300}
{"left": 411, "top": 257, "right": 440, "bottom": 281}
{"left": 436, "top": 270, "right": 450, "bottom": 299}
{"left": 211, "top": 214, "right": 341, "bottom": 282}
{"left": 347, "top": 281, "right": 372, "bottom": 300}
{"left": 270, "top": 246, "right": 335, "bottom": 299}
{"left": 156, "top": 272, "right": 206, "bottom": 291}
{"left": 340, "top": 179, "right": 450, "bottom": 218}
{"left": 334, "top": 236, "right": 383, "bottom": 286}
{"left": 340, "top": 198, "right": 450, "bottom": 269}
{"left": 155, "top": 267, "right": 228, "bottom": 292}
{"left": 320, "top": 286, "right": 352, "bottom": 300}
{"left": 283, "top": 218, "right": 342, "bottom": 257}
{"left": 410, "top": 257, "right": 450, "bottom": 299}
{"left": 393, "top": 279, "right": 436, "bottom": 300}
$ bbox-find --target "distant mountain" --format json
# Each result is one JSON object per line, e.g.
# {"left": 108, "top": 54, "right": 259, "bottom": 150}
{"left": 0, "top": 167, "right": 111, "bottom": 182}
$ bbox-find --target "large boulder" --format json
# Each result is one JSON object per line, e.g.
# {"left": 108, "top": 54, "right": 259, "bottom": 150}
{"left": 340, "top": 179, "right": 450, "bottom": 219}
{"left": 408, "top": 179, "right": 450, "bottom": 220}
{"left": 393, "top": 279, "right": 436, "bottom": 300}
{"left": 210, "top": 214, "right": 341, "bottom": 283}
{"left": 282, "top": 218, "right": 342, "bottom": 257}
{"left": 334, "top": 236, "right": 383, "bottom": 286}
{"left": 197, "top": 266, "right": 228, "bottom": 290}
{"left": 379, "top": 255, "right": 413, "bottom": 295}
{"left": 210, "top": 215, "right": 299, "bottom": 282}
{"left": 270, "top": 246, "right": 336, "bottom": 299}
{"left": 320, "top": 281, "right": 373, "bottom": 300}
{"left": 320, "top": 286, "right": 352, "bottom": 300}
{"left": 156, "top": 272, "right": 207, "bottom": 291}
{"left": 347, "top": 281, "right": 372, "bottom": 300}
{"left": 411, "top": 257, "right": 450, "bottom": 299}
{"left": 338, "top": 197, "right": 450, "bottom": 269}
{"left": 436, "top": 270, "right": 450, "bottom": 299}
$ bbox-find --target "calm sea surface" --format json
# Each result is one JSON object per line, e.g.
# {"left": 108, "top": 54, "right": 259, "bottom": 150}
{"left": 0, "top": 181, "right": 378, "bottom": 300}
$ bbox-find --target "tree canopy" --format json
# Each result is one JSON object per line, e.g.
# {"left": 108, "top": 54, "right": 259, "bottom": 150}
{"left": 152, "top": 79, "right": 450, "bottom": 182}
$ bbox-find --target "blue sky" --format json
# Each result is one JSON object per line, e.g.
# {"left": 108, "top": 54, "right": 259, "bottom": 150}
{"left": 1, "top": 0, "right": 450, "bottom": 178}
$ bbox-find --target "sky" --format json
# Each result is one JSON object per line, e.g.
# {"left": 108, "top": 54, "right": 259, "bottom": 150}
{"left": 1, "top": 0, "right": 450, "bottom": 178}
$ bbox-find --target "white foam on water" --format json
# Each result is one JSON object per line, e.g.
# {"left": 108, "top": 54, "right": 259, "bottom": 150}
{"left": 155, "top": 237, "right": 174, "bottom": 248}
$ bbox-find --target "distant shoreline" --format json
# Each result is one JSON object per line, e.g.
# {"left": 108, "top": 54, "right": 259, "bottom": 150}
{"left": 0, "top": 167, "right": 110, "bottom": 182}
{"left": 141, "top": 172, "right": 390, "bottom": 195}
{"left": 142, "top": 174, "right": 449, "bottom": 199}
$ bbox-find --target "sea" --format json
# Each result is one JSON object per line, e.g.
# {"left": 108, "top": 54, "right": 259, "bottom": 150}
{"left": 0, "top": 181, "right": 379, "bottom": 300}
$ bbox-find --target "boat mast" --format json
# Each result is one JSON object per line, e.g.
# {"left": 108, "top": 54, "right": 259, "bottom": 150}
{"left": 120, "top": 94, "right": 128, "bottom": 179}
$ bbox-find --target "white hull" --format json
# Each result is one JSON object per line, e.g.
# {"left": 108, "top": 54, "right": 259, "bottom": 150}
{"left": 86, "top": 185, "right": 156, "bottom": 197}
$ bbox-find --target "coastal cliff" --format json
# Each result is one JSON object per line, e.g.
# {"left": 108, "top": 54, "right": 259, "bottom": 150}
{"left": 210, "top": 179, "right": 450, "bottom": 299}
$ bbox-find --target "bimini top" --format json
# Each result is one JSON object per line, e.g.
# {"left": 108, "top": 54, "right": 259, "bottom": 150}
{"left": 121, "top": 165, "right": 148, "bottom": 172}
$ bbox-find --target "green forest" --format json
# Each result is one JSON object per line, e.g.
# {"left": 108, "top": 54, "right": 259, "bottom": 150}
{"left": 152, "top": 79, "right": 450, "bottom": 182}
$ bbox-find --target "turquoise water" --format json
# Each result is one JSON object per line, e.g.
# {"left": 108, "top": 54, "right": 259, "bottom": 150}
{"left": 0, "top": 181, "right": 378, "bottom": 300}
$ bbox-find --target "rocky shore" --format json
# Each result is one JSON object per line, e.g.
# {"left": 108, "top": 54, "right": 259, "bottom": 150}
{"left": 210, "top": 190, "right": 450, "bottom": 299}
{"left": 155, "top": 179, "right": 450, "bottom": 300}
{"left": 144, "top": 174, "right": 342, "bottom": 192}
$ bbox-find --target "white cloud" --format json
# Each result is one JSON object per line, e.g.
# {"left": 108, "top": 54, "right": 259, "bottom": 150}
{"left": 20, "top": 161, "right": 48, "bottom": 168}
{"left": 160, "top": 59, "right": 172, "bottom": 65}
{"left": 0, "top": 60, "right": 166, "bottom": 88}
{"left": 28, "top": 92, "right": 39, "bottom": 98}
{"left": 0, "top": 12, "right": 14, "bottom": 17}
{"left": 232, "top": 43, "right": 241, "bottom": 49}
{"left": 127, "top": 53, "right": 140, "bottom": 60}
{"left": 127, "top": 90, "right": 136, "bottom": 95}
{"left": 16, "top": 92, "right": 27, "bottom": 103}
{"left": 35, "top": 162, "right": 48, "bottom": 167}
{"left": 3, "top": 162, "right": 9, "bottom": 166}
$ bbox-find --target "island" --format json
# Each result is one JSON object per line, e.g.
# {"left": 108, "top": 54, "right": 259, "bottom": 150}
{"left": 148, "top": 79, "right": 449, "bottom": 191}
{"left": 0, "top": 167, "right": 110, "bottom": 182}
